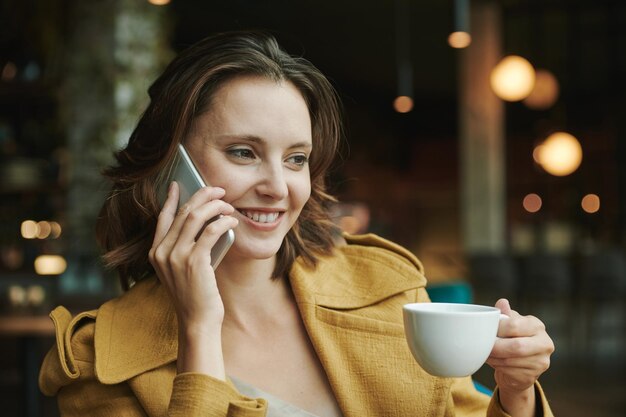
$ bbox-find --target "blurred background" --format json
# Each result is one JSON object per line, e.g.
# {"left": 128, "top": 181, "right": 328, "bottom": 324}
{"left": 1, "top": 0, "right": 625, "bottom": 415}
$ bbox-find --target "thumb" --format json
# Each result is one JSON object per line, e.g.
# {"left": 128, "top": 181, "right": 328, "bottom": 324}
{"left": 495, "top": 298, "right": 512, "bottom": 316}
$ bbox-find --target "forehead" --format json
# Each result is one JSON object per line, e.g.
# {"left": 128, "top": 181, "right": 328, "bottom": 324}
{"left": 193, "top": 75, "right": 312, "bottom": 142}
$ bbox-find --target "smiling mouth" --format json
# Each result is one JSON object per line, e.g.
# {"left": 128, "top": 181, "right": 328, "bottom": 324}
{"left": 238, "top": 210, "right": 281, "bottom": 224}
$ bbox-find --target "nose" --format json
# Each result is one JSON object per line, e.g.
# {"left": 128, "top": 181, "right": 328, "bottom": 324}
{"left": 257, "top": 161, "right": 288, "bottom": 200}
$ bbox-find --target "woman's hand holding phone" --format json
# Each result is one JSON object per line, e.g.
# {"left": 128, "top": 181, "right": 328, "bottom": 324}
{"left": 149, "top": 181, "right": 238, "bottom": 380}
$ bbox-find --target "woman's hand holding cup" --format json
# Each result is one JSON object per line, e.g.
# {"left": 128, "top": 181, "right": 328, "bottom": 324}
{"left": 487, "top": 299, "right": 555, "bottom": 416}
{"left": 403, "top": 298, "right": 554, "bottom": 416}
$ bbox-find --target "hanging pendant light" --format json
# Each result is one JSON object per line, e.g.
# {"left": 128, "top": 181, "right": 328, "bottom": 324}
{"left": 393, "top": 0, "right": 413, "bottom": 112}
{"left": 448, "top": 0, "right": 472, "bottom": 49}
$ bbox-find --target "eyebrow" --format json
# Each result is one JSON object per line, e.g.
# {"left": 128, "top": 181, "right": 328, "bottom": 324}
{"left": 218, "top": 134, "right": 312, "bottom": 150}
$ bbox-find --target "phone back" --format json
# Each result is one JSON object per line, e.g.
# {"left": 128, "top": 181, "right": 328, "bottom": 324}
{"left": 157, "top": 144, "right": 235, "bottom": 270}
{"left": 158, "top": 144, "right": 206, "bottom": 207}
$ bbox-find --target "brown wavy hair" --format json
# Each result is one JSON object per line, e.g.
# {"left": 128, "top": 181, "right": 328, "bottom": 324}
{"left": 96, "top": 31, "right": 342, "bottom": 290}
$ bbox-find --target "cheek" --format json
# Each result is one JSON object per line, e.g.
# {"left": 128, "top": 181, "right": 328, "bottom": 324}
{"left": 294, "top": 176, "right": 312, "bottom": 211}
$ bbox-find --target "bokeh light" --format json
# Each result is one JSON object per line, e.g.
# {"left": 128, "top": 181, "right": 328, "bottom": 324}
{"left": 581, "top": 194, "right": 600, "bottom": 214}
{"left": 1, "top": 62, "right": 17, "bottom": 81}
{"left": 21, "top": 220, "right": 39, "bottom": 239}
{"left": 523, "top": 193, "right": 542, "bottom": 213}
{"left": 49, "top": 221, "right": 62, "bottom": 239}
{"left": 535, "top": 132, "right": 583, "bottom": 176}
{"left": 490, "top": 55, "right": 536, "bottom": 101}
{"left": 523, "top": 69, "right": 560, "bottom": 110}
{"left": 393, "top": 95, "right": 414, "bottom": 113}
{"left": 37, "top": 221, "right": 52, "bottom": 239}
{"left": 34, "top": 255, "right": 67, "bottom": 275}
{"left": 448, "top": 31, "right": 472, "bottom": 49}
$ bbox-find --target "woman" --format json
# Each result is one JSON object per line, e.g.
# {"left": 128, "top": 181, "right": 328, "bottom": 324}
{"left": 39, "top": 31, "right": 554, "bottom": 417}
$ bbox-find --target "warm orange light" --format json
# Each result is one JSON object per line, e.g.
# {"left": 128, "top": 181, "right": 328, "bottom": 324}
{"left": 490, "top": 55, "right": 536, "bottom": 101}
{"left": 148, "top": 0, "right": 170, "bottom": 4}
{"left": 37, "top": 221, "right": 52, "bottom": 239}
{"left": 448, "top": 31, "right": 472, "bottom": 49}
{"left": 535, "top": 132, "right": 583, "bottom": 176}
{"left": 523, "top": 69, "right": 560, "bottom": 110}
{"left": 393, "top": 95, "right": 414, "bottom": 113}
{"left": 1, "top": 62, "right": 17, "bottom": 81}
{"left": 581, "top": 194, "right": 600, "bottom": 213}
{"left": 21, "top": 220, "right": 39, "bottom": 239}
{"left": 34, "top": 255, "right": 67, "bottom": 275}
{"left": 532, "top": 145, "right": 543, "bottom": 164}
{"left": 523, "top": 193, "right": 542, "bottom": 213}
{"left": 49, "top": 221, "right": 62, "bottom": 239}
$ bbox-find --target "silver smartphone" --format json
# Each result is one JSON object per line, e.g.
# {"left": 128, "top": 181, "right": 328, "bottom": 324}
{"left": 158, "top": 143, "right": 235, "bottom": 269}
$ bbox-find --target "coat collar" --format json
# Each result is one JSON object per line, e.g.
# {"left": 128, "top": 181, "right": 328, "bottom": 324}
{"left": 94, "top": 233, "right": 425, "bottom": 384}
{"left": 290, "top": 233, "right": 424, "bottom": 309}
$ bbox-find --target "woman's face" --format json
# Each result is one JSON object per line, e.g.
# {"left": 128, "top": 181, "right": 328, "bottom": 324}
{"left": 185, "top": 75, "right": 312, "bottom": 262}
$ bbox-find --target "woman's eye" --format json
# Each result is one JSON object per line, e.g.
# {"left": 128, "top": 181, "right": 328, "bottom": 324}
{"left": 227, "top": 148, "right": 256, "bottom": 160}
{"left": 287, "top": 154, "right": 309, "bottom": 167}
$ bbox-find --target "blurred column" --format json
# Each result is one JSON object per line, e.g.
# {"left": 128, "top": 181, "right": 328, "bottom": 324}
{"left": 60, "top": 0, "right": 170, "bottom": 294}
{"left": 459, "top": 0, "right": 506, "bottom": 253}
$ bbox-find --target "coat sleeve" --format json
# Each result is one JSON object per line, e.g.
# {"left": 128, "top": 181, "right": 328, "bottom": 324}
{"left": 449, "top": 374, "right": 555, "bottom": 417}
{"left": 39, "top": 307, "right": 268, "bottom": 417}
{"left": 169, "top": 373, "right": 267, "bottom": 416}
{"left": 51, "top": 372, "right": 268, "bottom": 417}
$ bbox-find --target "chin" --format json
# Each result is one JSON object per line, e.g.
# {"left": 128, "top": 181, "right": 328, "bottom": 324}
{"left": 232, "top": 239, "right": 284, "bottom": 261}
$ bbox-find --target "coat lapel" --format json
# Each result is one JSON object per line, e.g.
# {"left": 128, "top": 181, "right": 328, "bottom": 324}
{"left": 290, "top": 234, "right": 449, "bottom": 417}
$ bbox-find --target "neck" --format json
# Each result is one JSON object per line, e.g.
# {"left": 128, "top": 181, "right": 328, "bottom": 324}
{"left": 216, "top": 255, "right": 294, "bottom": 331}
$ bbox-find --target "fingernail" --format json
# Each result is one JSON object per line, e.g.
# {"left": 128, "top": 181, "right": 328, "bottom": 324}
{"left": 213, "top": 187, "right": 225, "bottom": 194}
{"left": 168, "top": 181, "right": 175, "bottom": 196}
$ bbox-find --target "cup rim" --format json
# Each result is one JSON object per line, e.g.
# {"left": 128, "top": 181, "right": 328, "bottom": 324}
{"left": 403, "top": 302, "right": 501, "bottom": 315}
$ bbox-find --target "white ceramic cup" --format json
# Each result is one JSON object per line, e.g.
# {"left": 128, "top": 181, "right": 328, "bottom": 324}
{"left": 403, "top": 302, "right": 507, "bottom": 377}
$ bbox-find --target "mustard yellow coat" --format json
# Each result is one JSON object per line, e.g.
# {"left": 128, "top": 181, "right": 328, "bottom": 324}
{"left": 39, "top": 234, "right": 553, "bottom": 417}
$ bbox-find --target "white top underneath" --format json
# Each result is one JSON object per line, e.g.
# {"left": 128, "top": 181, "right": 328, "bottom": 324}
{"left": 230, "top": 376, "right": 322, "bottom": 417}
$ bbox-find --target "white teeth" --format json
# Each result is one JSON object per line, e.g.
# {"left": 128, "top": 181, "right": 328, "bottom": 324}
{"left": 241, "top": 210, "right": 279, "bottom": 223}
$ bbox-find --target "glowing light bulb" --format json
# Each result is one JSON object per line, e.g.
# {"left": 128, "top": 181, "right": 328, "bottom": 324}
{"left": 21, "top": 220, "right": 39, "bottom": 239}
{"left": 535, "top": 132, "right": 583, "bottom": 176}
{"left": 393, "top": 96, "right": 414, "bottom": 113}
{"left": 34, "top": 255, "right": 67, "bottom": 275}
{"left": 448, "top": 32, "right": 472, "bottom": 49}
{"left": 581, "top": 194, "right": 600, "bottom": 213}
{"left": 523, "top": 193, "right": 542, "bottom": 213}
{"left": 490, "top": 55, "right": 536, "bottom": 101}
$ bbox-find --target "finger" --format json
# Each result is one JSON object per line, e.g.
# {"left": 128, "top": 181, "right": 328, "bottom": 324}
{"left": 152, "top": 181, "right": 180, "bottom": 249}
{"left": 185, "top": 216, "right": 238, "bottom": 274}
{"left": 491, "top": 332, "right": 554, "bottom": 359}
{"left": 498, "top": 314, "right": 545, "bottom": 338}
{"left": 157, "top": 186, "right": 226, "bottom": 251}
{"left": 168, "top": 214, "right": 235, "bottom": 292}
{"left": 486, "top": 352, "right": 551, "bottom": 371}
{"left": 175, "top": 199, "right": 235, "bottom": 246}
{"left": 495, "top": 298, "right": 512, "bottom": 316}
{"left": 193, "top": 215, "right": 239, "bottom": 255}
